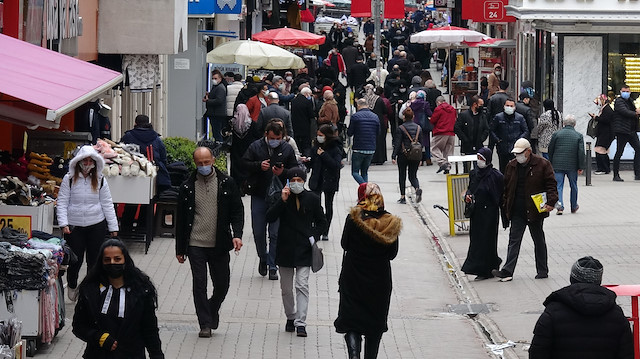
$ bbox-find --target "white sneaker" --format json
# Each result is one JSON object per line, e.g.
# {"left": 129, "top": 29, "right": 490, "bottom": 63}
{"left": 67, "top": 286, "right": 79, "bottom": 302}
{"left": 594, "top": 171, "right": 605, "bottom": 175}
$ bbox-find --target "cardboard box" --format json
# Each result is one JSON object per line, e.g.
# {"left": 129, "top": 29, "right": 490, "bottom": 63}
{"left": 105, "top": 176, "right": 156, "bottom": 204}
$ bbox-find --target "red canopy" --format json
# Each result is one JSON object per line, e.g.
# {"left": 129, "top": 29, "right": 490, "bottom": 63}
{"left": 252, "top": 27, "right": 326, "bottom": 47}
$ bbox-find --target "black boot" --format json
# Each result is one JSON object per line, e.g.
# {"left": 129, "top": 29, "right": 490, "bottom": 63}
{"left": 363, "top": 334, "right": 382, "bottom": 359}
{"left": 344, "top": 332, "right": 362, "bottom": 359}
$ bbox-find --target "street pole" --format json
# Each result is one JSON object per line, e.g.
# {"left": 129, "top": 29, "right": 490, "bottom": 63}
{"left": 373, "top": 0, "right": 382, "bottom": 86}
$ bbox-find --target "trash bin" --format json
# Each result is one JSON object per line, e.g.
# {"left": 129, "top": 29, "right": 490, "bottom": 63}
{"left": 445, "top": 155, "right": 477, "bottom": 236}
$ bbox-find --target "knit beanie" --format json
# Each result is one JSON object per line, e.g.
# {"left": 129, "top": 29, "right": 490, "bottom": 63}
{"left": 570, "top": 256, "right": 603, "bottom": 285}
{"left": 286, "top": 167, "right": 307, "bottom": 182}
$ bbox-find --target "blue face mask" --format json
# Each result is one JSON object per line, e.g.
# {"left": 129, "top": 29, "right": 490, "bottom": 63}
{"left": 197, "top": 165, "right": 212, "bottom": 176}
{"left": 621, "top": 92, "right": 631, "bottom": 100}
{"left": 268, "top": 139, "right": 281, "bottom": 148}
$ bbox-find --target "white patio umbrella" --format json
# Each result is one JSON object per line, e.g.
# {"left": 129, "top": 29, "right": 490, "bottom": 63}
{"left": 206, "top": 40, "right": 306, "bottom": 69}
{"left": 410, "top": 25, "right": 490, "bottom": 46}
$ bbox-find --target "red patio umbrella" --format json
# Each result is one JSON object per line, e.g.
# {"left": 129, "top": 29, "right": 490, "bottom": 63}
{"left": 252, "top": 27, "right": 326, "bottom": 47}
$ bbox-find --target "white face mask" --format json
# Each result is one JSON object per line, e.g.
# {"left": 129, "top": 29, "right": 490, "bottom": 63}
{"left": 289, "top": 181, "right": 305, "bottom": 194}
{"left": 316, "top": 135, "right": 326, "bottom": 144}
{"left": 515, "top": 153, "right": 527, "bottom": 164}
{"left": 504, "top": 106, "right": 515, "bottom": 115}
{"left": 80, "top": 162, "right": 95, "bottom": 174}
{"left": 495, "top": 70, "right": 502, "bottom": 76}
{"left": 477, "top": 159, "right": 487, "bottom": 169}
{"left": 212, "top": 79, "right": 220, "bottom": 86}
{"left": 286, "top": 76, "right": 293, "bottom": 82}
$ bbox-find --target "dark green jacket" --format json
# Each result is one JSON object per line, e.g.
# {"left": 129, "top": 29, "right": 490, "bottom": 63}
{"left": 548, "top": 125, "right": 586, "bottom": 171}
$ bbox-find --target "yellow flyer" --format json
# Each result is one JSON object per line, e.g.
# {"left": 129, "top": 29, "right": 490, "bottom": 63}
{"left": 531, "top": 192, "right": 548, "bottom": 213}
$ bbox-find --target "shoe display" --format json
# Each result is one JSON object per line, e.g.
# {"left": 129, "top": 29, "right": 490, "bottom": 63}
{"left": 397, "top": 197, "right": 406, "bottom": 204}
{"left": 198, "top": 328, "right": 212, "bottom": 338}
{"left": 285, "top": 320, "right": 295, "bottom": 332}
{"left": 258, "top": 260, "right": 267, "bottom": 276}
{"left": 269, "top": 269, "right": 279, "bottom": 280}
{"left": 571, "top": 205, "right": 579, "bottom": 214}
{"left": 296, "top": 326, "right": 307, "bottom": 337}
{"left": 535, "top": 273, "right": 548, "bottom": 279}
{"left": 67, "top": 286, "right": 79, "bottom": 302}
{"left": 415, "top": 188, "right": 423, "bottom": 203}
{"left": 491, "top": 269, "right": 513, "bottom": 282}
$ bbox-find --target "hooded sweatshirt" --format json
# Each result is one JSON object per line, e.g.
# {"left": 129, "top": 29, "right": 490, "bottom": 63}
{"left": 529, "top": 283, "right": 634, "bottom": 359}
{"left": 56, "top": 146, "right": 119, "bottom": 231}
{"left": 430, "top": 102, "right": 457, "bottom": 136}
{"left": 120, "top": 127, "right": 171, "bottom": 188}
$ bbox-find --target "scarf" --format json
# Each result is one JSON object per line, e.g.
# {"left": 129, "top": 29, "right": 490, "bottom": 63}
{"left": 231, "top": 104, "right": 252, "bottom": 138}
{"left": 364, "top": 85, "right": 379, "bottom": 110}
{"left": 475, "top": 147, "right": 503, "bottom": 206}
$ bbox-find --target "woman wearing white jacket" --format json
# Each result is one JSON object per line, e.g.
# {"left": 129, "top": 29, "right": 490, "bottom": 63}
{"left": 57, "top": 145, "right": 119, "bottom": 301}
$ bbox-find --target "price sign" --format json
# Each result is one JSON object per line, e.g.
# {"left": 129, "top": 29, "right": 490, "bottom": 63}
{"left": 0, "top": 215, "right": 32, "bottom": 237}
{"left": 483, "top": 1, "right": 504, "bottom": 21}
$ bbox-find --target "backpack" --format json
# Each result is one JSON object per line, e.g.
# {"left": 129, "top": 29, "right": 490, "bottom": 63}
{"left": 400, "top": 125, "right": 422, "bottom": 161}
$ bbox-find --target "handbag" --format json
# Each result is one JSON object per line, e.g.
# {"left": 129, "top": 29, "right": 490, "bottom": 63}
{"left": 311, "top": 242, "right": 324, "bottom": 273}
{"left": 266, "top": 175, "right": 283, "bottom": 207}
{"left": 586, "top": 115, "right": 598, "bottom": 138}
{"left": 464, "top": 194, "right": 475, "bottom": 218}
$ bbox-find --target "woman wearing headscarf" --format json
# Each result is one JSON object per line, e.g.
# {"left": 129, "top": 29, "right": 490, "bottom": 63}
{"left": 410, "top": 90, "right": 433, "bottom": 165}
{"left": 537, "top": 99, "right": 563, "bottom": 159}
{"left": 591, "top": 94, "right": 615, "bottom": 175}
{"left": 72, "top": 239, "right": 164, "bottom": 358}
{"left": 57, "top": 145, "right": 119, "bottom": 302}
{"left": 335, "top": 183, "right": 402, "bottom": 359}
{"left": 363, "top": 84, "right": 388, "bottom": 165}
{"left": 461, "top": 148, "right": 504, "bottom": 281}
{"left": 318, "top": 90, "right": 340, "bottom": 126}
{"left": 229, "top": 104, "right": 255, "bottom": 192}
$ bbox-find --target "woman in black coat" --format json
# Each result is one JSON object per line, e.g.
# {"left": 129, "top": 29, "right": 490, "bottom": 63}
{"left": 391, "top": 108, "right": 423, "bottom": 204}
{"left": 335, "top": 183, "right": 402, "bottom": 359}
{"left": 461, "top": 147, "right": 504, "bottom": 281}
{"left": 72, "top": 239, "right": 164, "bottom": 359}
{"left": 266, "top": 167, "right": 328, "bottom": 337}
{"left": 309, "top": 124, "right": 343, "bottom": 240}
{"left": 592, "top": 95, "right": 615, "bottom": 175}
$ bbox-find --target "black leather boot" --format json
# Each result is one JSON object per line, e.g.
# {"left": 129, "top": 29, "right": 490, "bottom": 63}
{"left": 344, "top": 332, "right": 362, "bottom": 359}
{"left": 363, "top": 333, "right": 382, "bottom": 359}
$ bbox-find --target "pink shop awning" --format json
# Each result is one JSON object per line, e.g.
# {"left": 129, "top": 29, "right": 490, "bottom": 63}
{"left": 0, "top": 34, "right": 123, "bottom": 129}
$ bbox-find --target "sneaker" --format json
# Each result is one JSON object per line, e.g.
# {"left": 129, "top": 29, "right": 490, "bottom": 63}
{"left": 296, "top": 326, "right": 307, "bottom": 337}
{"left": 269, "top": 269, "right": 279, "bottom": 280}
{"left": 436, "top": 164, "right": 447, "bottom": 173}
{"left": 198, "top": 327, "right": 212, "bottom": 338}
{"left": 491, "top": 269, "right": 513, "bottom": 282}
{"left": 535, "top": 273, "right": 548, "bottom": 279}
{"left": 397, "top": 197, "right": 406, "bottom": 204}
{"left": 474, "top": 275, "right": 490, "bottom": 281}
{"left": 571, "top": 205, "right": 579, "bottom": 214}
{"left": 556, "top": 209, "right": 563, "bottom": 215}
{"left": 415, "top": 188, "right": 423, "bottom": 203}
{"left": 613, "top": 176, "right": 624, "bottom": 182}
{"left": 258, "top": 260, "right": 267, "bottom": 276}
{"left": 594, "top": 171, "right": 605, "bottom": 175}
{"left": 285, "top": 320, "right": 295, "bottom": 332}
{"left": 67, "top": 286, "right": 79, "bottom": 302}
{"left": 321, "top": 235, "right": 329, "bottom": 241}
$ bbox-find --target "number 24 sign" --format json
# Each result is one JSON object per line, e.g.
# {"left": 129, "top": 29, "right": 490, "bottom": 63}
{"left": 484, "top": 1, "right": 504, "bottom": 21}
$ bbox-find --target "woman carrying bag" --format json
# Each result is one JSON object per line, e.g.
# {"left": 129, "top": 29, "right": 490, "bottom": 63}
{"left": 57, "top": 145, "right": 118, "bottom": 302}
{"left": 391, "top": 108, "right": 423, "bottom": 204}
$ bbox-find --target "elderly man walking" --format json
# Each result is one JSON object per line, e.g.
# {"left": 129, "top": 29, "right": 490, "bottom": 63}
{"left": 348, "top": 98, "right": 380, "bottom": 184}
{"left": 548, "top": 115, "right": 586, "bottom": 215}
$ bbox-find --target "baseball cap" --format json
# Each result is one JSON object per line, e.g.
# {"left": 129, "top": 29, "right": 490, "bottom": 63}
{"left": 511, "top": 138, "right": 531, "bottom": 154}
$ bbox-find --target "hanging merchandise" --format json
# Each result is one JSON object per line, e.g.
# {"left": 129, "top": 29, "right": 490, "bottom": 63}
{"left": 122, "top": 55, "right": 160, "bottom": 93}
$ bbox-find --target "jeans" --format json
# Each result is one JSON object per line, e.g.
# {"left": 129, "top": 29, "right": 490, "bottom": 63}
{"left": 251, "top": 196, "right": 279, "bottom": 269}
{"left": 279, "top": 266, "right": 310, "bottom": 327}
{"left": 613, "top": 133, "right": 640, "bottom": 178}
{"left": 314, "top": 190, "right": 336, "bottom": 235}
{"left": 66, "top": 220, "right": 107, "bottom": 288}
{"left": 397, "top": 155, "right": 420, "bottom": 195}
{"left": 351, "top": 152, "right": 374, "bottom": 184}
{"left": 204, "top": 115, "right": 225, "bottom": 141}
{"left": 554, "top": 170, "right": 578, "bottom": 211}
{"left": 187, "top": 246, "right": 230, "bottom": 329}
{"left": 501, "top": 215, "right": 548, "bottom": 276}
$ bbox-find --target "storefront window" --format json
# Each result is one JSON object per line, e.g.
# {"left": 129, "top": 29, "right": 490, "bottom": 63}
{"left": 608, "top": 34, "right": 640, "bottom": 94}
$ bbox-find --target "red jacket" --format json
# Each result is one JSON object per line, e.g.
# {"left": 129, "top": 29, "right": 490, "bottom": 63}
{"left": 430, "top": 102, "right": 457, "bottom": 136}
{"left": 246, "top": 95, "right": 264, "bottom": 122}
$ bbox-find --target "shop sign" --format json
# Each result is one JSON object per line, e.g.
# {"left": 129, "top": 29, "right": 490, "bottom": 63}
{"left": 46, "top": 0, "right": 78, "bottom": 40}
{"left": 214, "top": 0, "right": 241, "bottom": 14}
{"left": 461, "top": 0, "right": 516, "bottom": 23}
{"left": 189, "top": 0, "right": 215, "bottom": 16}
{"left": 0, "top": 215, "right": 31, "bottom": 237}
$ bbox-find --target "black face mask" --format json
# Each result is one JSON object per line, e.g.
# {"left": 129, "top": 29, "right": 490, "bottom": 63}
{"left": 103, "top": 263, "right": 125, "bottom": 278}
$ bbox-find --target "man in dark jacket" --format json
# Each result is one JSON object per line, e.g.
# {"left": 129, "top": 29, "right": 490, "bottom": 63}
{"left": 256, "top": 92, "right": 294, "bottom": 138}
{"left": 242, "top": 121, "right": 298, "bottom": 280}
{"left": 348, "top": 55, "right": 370, "bottom": 94}
{"left": 348, "top": 99, "right": 380, "bottom": 184}
{"left": 424, "top": 79, "right": 442, "bottom": 112}
{"left": 516, "top": 91, "right": 536, "bottom": 141}
{"left": 290, "top": 87, "right": 315, "bottom": 156}
{"left": 611, "top": 85, "right": 640, "bottom": 181}
{"left": 492, "top": 138, "right": 557, "bottom": 282}
{"left": 203, "top": 70, "right": 227, "bottom": 141}
{"left": 529, "top": 256, "right": 634, "bottom": 359}
{"left": 487, "top": 81, "right": 510, "bottom": 150}
{"left": 454, "top": 96, "right": 489, "bottom": 172}
{"left": 490, "top": 98, "right": 530, "bottom": 174}
{"left": 175, "top": 147, "right": 244, "bottom": 338}
{"left": 120, "top": 115, "right": 172, "bottom": 231}
{"left": 266, "top": 167, "right": 327, "bottom": 338}
{"left": 548, "top": 115, "right": 585, "bottom": 214}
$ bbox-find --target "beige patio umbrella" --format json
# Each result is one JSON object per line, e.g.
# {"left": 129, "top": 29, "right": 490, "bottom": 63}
{"left": 206, "top": 40, "right": 306, "bottom": 69}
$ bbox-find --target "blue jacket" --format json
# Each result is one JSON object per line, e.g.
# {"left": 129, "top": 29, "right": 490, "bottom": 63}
{"left": 120, "top": 127, "right": 171, "bottom": 188}
{"left": 347, "top": 108, "right": 380, "bottom": 152}
{"left": 490, "top": 112, "right": 529, "bottom": 155}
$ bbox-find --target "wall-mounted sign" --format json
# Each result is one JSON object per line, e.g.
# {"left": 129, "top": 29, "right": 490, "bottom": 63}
{"left": 461, "top": 0, "right": 516, "bottom": 23}
{"left": 189, "top": 0, "right": 215, "bottom": 16}
{"left": 214, "top": 0, "right": 241, "bottom": 14}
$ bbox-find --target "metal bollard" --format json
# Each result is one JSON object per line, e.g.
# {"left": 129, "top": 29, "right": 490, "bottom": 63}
{"left": 586, "top": 141, "right": 592, "bottom": 186}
